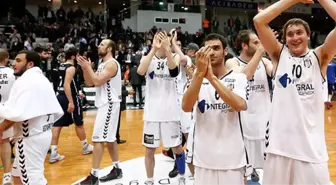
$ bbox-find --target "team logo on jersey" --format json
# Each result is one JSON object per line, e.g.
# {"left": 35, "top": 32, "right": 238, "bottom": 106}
{"left": 149, "top": 71, "right": 155, "bottom": 79}
{"left": 198, "top": 99, "right": 232, "bottom": 113}
{"left": 303, "top": 58, "right": 312, "bottom": 68}
{"left": 279, "top": 73, "right": 292, "bottom": 88}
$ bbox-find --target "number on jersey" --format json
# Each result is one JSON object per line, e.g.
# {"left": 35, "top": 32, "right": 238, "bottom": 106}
{"left": 292, "top": 64, "right": 302, "bottom": 79}
{"left": 156, "top": 62, "right": 165, "bottom": 70}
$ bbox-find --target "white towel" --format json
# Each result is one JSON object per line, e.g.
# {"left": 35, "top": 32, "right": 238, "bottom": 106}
{"left": 0, "top": 67, "right": 63, "bottom": 122}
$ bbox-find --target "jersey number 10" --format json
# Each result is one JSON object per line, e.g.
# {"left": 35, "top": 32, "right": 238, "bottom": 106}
{"left": 292, "top": 64, "right": 302, "bottom": 79}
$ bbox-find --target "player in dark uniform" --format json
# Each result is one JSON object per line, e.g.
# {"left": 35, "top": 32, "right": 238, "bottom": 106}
{"left": 49, "top": 48, "right": 93, "bottom": 164}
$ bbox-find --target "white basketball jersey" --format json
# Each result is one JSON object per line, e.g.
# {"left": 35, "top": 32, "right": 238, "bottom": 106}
{"left": 143, "top": 55, "right": 180, "bottom": 122}
{"left": 235, "top": 57, "right": 271, "bottom": 140}
{"left": 268, "top": 46, "right": 328, "bottom": 163}
{"left": 0, "top": 66, "right": 15, "bottom": 104}
{"left": 95, "top": 58, "right": 122, "bottom": 108}
{"left": 193, "top": 71, "right": 248, "bottom": 169}
{"left": 176, "top": 56, "right": 192, "bottom": 95}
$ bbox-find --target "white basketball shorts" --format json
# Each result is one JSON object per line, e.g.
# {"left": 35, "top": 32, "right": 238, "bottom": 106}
{"left": 12, "top": 130, "right": 52, "bottom": 185}
{"left": 244, "top": 139, "right": 265, "bottom": 169}
{"left": 186, "top": 120, "right": 195, "bottom": 164}
{"left": 142, "top": 121, "right": 182, "bottom": 148}
{"left": 92, "top": 102, "right": 120, "bottom": 143}
{"left": 263, "top": 153, "right": 330, "bottom": 185}
{"left": 194, "top": 166, "right": 244, "bottom": 185}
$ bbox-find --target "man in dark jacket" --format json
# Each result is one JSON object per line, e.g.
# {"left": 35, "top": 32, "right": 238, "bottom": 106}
{"left": 116, "top": 82, "right": 134, "bottom": 144}
{"left": 128, "top": 64, "right": 144, "bottom": 108}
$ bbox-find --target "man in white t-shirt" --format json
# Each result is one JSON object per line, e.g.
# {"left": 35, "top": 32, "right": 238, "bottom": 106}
{"left": 183, "top": 33, "right": 249, "bottom": 185}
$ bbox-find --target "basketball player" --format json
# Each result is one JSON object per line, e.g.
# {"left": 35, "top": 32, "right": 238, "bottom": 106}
{"left": 0, "top": 50, "right": 63, "bottom": 185}
{"left": 137, "top": 31, "right": 186, "bottom": 185}
{"left": 225, "top": 30, "right": 273, "bottom": 181}
{"left": 253, "top": 0, "right": 336, "bottom": 183}
{"left": 49, "top": 48, "right": 93, "bottom": 164}
{"left": 0, "top": 49, "right": 15, "bottom": 185}
{"left": 77, "top": 39, "right": 123, "bottom": 185}
{"left": 160, "top": 30, "right": 195, "bottom": 178}
{"left": 182, "top": 33, "right": 248, "bottom": 185}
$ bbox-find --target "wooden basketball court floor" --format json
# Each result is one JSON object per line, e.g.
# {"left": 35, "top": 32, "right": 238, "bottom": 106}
{"left": 0, "top": 107, "right": 336, "bottom": 184}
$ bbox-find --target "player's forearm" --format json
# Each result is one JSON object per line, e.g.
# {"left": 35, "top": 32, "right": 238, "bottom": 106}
{"left": 64, "top": 83, "right": 74, "bottom": 104}
{"left": 137, "top": 49, "right": 156, "bottom": 75}
{"left": 82, "top": 70, "right": 94, "bottom": 86}
{"left": 182, "top": 74, "right": 203, "bottom": 112}
{"left": 0, "top": 120, "right": 14, "bottom": 133}
{"left": 318, "top": 0, "right": 336, "bottom": 21}
{"left": 254, "top": 0, "right": 296, "bottom": 25}
{"left": 242, "top": 50, "right": 264, "bottom": 80}
{"left": 209, "top": 77, "right": 247, "bottom": 112}
{"left": 166, "top": 49, "right": 178, "bottom": 70}
{"left": 84, "top": 68, "right": 106, "bottom": 87}
{"left": 173, "top": 44, "right": 187, "bottom": 65}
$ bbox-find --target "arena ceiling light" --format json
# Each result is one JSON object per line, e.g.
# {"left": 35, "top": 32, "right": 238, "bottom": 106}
{"left": 159, "top": 2, "right": 163, "bottom": 5}
{"left": 74, "top": 0, "right": 77, "bottom": 3}
{"left": 99, "top": 1, "right": 102, "bottom": 4}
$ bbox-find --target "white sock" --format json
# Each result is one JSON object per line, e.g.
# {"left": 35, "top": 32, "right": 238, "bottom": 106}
{"left": 91, "top": 169, "right": 99, "bottom": 177}
{"left": 80, "top": 139, "right": 89, "bottom": 148}
{"left": 3, "top": 172, "right": 11, "bottom": 179}
{"left": 113, "top": 161, "right": 120, "bottom": 168}
{"left": 147, "top": 177, "right": 154, "bottom": 182}
{"left": 51, "top": 145, "right": 58, "bottom": 156}
{"left": 179, "top": 174, "right": 185, "bottom": 178}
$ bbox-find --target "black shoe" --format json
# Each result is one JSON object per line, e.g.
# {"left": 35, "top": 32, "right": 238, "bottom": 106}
{"left": 251, "top": 168, "right": 259, "bottom": 182}
{"left": 117, "top": 139, "right": 126, "bottom": 144}
{"left": 168, "top": 163, "right": 178, "bottom": 178}
{"left": 99, "top": 167, "right": 123, "bottom": 182}
{"left": 78, "top": 174, "right": 98, "bottom": 185}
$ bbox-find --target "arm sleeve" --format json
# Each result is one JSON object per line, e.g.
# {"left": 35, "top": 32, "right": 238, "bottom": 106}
{"left": 169, "top": 66, "right": 179, "bottom": 77}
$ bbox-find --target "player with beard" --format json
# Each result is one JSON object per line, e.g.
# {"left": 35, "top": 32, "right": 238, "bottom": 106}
{"left": 49, "top": 48, "right": 93, "bottom": 164}
{"left": 137, "top": 31, "right": 186, "bottom": 185}
{"left": 0, "top": 49, "right": 15, "bottom": 185}
{"left": 225, "top": 29, "right": 273, "bottom": 181}
{"left": 1, "top": 50, "right": 63, "bottom": 185}
{"left": 182, "top": 33, "right": 248, "bottom": 185}
{"left": 253, "top": 0, "right": 336, "bottom": 183}
{"left": 77, "top": 39, "right": 123, "bottom": 185}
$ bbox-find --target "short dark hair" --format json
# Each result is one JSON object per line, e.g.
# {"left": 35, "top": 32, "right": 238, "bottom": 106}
{"left": 283, "top": 18, "right": 311, "bottom": 42}
{"left": 65, "top": 47, "right": 78, "bottom": 60}
{"left": 236, "top": 30, "right": 255, "bottom": 52}
{"left": 34, "top": 46, "right": 47, "bottom": 53}
{"left": 17, "top": 50, "right": 41, "bottom": 67}
{"left": 203, "top": 33, "right": 227, "bottom": 49}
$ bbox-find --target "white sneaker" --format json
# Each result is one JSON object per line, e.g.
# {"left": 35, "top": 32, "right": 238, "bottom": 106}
{"left": 144, "top": 180, "right": 154, "bottom": 185}
{"left": 49, "top": 153, "right": 65, "bottom": 164}
{"left": 178, "top": 176, "right": 186, "bottom": 185}
{"left": 2, "top": 174, "right": 12, "bottom": 185}
{"left": 82, "top": 144, "right": 94, "bottom": 155}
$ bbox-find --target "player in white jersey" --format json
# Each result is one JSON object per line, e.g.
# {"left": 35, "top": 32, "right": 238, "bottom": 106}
{"left": 225, "top": 30, "right": 273, "bottom": 181}
{"left": 253, "top": 0, "right": 336, "bottom": 183}
{"left": 77, "top": 39, "right": 123, "bottom": 185}
{"left": 137, "top": 31, "right": 186, "bottom": 185}
{"left": 182, "top": 33, "right": 249, "bottom": 185}
{"left": 0, "top": 49, "right": 15, "bottom": 185}
{"left": 0, "top": 50, "right": 63, "bottom": 185}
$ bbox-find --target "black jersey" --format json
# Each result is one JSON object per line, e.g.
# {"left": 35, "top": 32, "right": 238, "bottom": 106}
{"left": 57, "top": 62, "right": 80, "bottom": 97}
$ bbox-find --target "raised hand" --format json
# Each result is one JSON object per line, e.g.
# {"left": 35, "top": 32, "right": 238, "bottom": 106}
{"left": 158, "top": 31, "right": 171, "bottom": 52}
{"left": 195, "top": 46, "right": 212, "bottom": 77}
{"left": 152, "top": 33, "right": 162, "bottom": 50}
{"left": 297, "top": 0, "right": 314, "bottom": 4}
{"left": 77, "top": 55, "right": 92, "bottom": 70}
